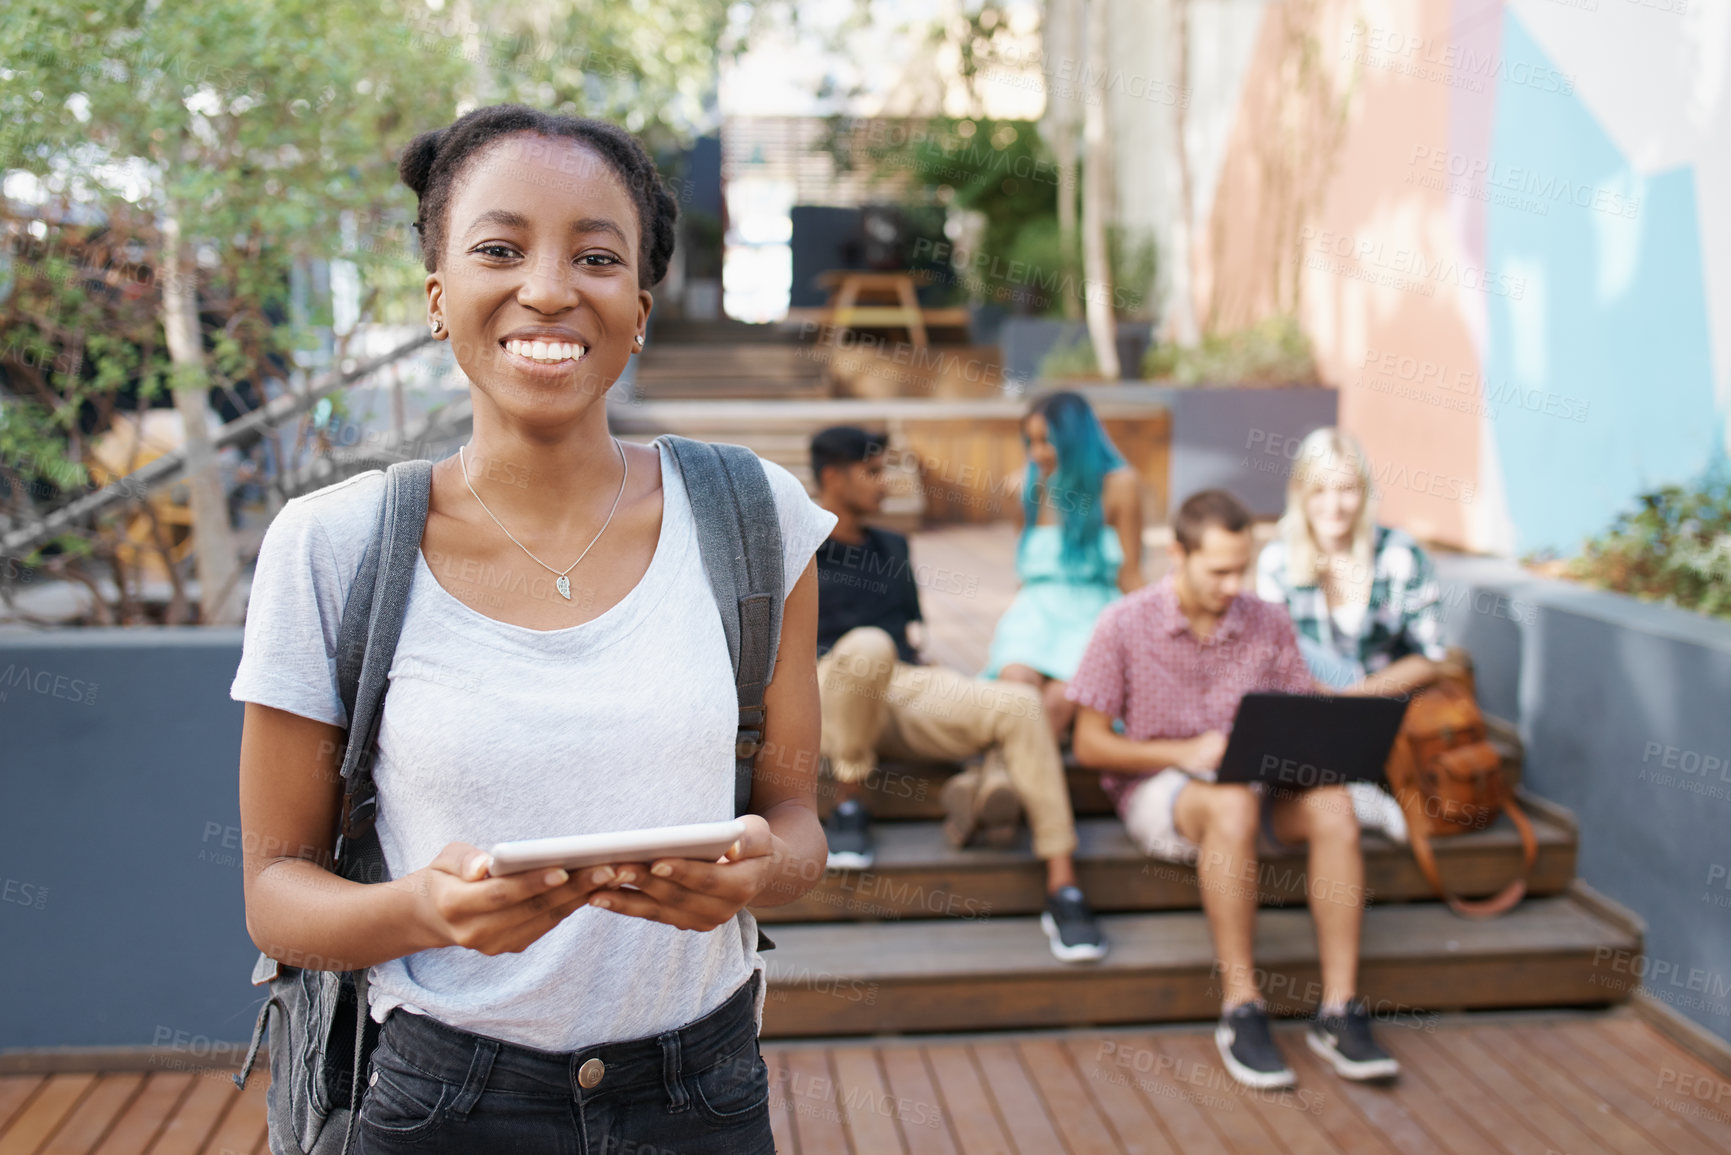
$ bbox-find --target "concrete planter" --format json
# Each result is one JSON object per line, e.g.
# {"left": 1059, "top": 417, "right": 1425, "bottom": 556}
{"left": 0, "top": 627, "right": 255, "bottom": 1053}
{"left": 1433, "top": 556, "right": 1731, "bottom": 1048}
{"left": 997, "top": 317, "right": 1155, "bottom": 385}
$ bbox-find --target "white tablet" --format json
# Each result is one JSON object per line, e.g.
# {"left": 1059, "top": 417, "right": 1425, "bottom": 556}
{"left": 484, "top": 819, "right": 749, "bottom": 877}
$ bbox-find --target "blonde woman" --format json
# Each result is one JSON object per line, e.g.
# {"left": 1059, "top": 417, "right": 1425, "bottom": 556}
{"left": 1255, "top": 428, "right": 1467, "bottom": 839}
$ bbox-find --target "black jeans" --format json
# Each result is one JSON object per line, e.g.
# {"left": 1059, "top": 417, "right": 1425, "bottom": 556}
{"left": 355, "top": 973, "right": 774, "bottom": 1154}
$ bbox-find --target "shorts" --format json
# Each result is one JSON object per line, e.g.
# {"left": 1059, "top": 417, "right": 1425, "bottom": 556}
{"left": 1121, "top": 768, "right": 1300, "bottom": 865}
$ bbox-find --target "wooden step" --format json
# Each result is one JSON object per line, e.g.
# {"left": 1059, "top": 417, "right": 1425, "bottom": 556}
{"left": 816, "top": 759, "right": 1116, "bottom": 821}
{"left": 632, "top": 379, "right": 828, "bottom": 390}
{"left": 759, "top": 889, "right": 1641, "bottom": 1037}
{"left": 634, "top": 367, "right": 823, "bottom": 383}
{"left": 631, "top": 343, "right": 831, "bottom": 400}
{"left": 820, "top": 741, "right": 1527, "bottom": 824}
{"left": 637, "top": 344, "right": 814, "bottom": 362}
{"left": 647, "top": 319, "right": 796, "bottom": 343}
{"left": 636, "top": 342, "right": 816, "bottom": 360}
{"left": 631, "top": 381, "right": 834, "bottom": 401}
{"left": 757, "top": 810, "right": 1577, "bottom": 923}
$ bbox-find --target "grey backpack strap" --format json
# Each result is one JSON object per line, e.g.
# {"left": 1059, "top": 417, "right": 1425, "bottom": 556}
{"left": 334, "top": 459, "right": 434, "bottom": 875}
{"left": 663, "top": 436, "right": 785, "bottom": 957}
{"left": 662, "top": 435, "right": 785, "bottom": 816}
{"left": 339, "top": 968, "right": 370, "bottom": 1155}
{"left": 236, "top": 461, "right": 431, "bottom": 1154}
{"left": 330, "top": 462, "right": 430, "bottom": 1155}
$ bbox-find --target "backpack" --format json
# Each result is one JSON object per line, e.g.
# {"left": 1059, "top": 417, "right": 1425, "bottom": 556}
{"left": 1381, "top": 669, "right": 1537, "bottom": 918}
{"left": 230, "top": 435, "right": 785, "bottom": 1155}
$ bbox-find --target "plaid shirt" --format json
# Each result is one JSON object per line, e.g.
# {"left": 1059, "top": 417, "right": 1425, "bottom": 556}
{"left": 1065, "top": 574, "right": 1317, "bottom": 816}
{"left": 1255, "top": 525, "right": 1448, "bottom": 679}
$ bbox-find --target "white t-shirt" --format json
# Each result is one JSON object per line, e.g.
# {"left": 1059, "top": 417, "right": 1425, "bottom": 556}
{"left": 1329, "top": 601, "right": 1368, "bottom": 640}
{"left": 229, "top": 437, "right": 836, "bottom": 1050}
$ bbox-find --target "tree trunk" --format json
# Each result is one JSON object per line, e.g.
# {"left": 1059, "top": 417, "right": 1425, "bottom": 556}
{"left": 1164, "top": 0, "right": 1200, "bottom": 346}
{"left": 1047, "top": 0, "right": 1082, "bottom": 321}
{"left": 451, "top": 0, "right": 489, "bottom": 105}
{"left": 1080, "top": 0, "right": 1120, "bottom": 379}
{"left": 160, "top": 211, "right": 246, "bottom": 626}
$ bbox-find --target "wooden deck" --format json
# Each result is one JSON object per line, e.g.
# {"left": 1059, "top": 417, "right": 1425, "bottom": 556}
{"left": 3, "top": 1012, "right": 1728, "bottom": 1154}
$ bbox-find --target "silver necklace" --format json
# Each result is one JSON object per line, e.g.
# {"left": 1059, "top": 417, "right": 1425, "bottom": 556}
{"left": 458, "top": 437, "right": 628, "bottom": 601}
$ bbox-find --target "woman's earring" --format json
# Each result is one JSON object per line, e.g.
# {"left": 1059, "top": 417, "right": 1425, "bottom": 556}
{"left": 430, "top": 317, "right": 444, "bottom": 336}
{"left": 634, "top": 333, "right": 645, "bottom": 349}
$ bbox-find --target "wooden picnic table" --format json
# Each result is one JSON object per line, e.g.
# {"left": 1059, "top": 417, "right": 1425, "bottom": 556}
{"left": 785, "top": 269, "right": 969, "bottom": 349}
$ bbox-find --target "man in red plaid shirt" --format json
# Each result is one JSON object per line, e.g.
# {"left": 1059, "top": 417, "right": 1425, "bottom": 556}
{"left": 1067, "top": 489, "right": 1399, "bottom": 1090}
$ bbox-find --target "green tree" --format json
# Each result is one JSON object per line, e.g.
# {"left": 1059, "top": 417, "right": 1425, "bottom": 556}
{"left": 0, "top": 0, "right": 735, "bottom": 624}
{"left": 1, "top": 0, "right": 469, "bottom": 622}
{"left": 425, "top": 0, "right": 733, "bottom": 149}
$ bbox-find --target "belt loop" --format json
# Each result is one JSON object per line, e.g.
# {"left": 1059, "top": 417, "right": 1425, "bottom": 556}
{"left": 659, "top": 1029, "right": 689, "bottom": 1113}
{"left": 447, "top": 1037, "right": 498, "bottom": 1120}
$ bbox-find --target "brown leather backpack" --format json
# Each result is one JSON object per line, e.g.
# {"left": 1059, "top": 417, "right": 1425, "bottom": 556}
{"left": 1382, "top": 670, "right": 1536, "bottom": 917}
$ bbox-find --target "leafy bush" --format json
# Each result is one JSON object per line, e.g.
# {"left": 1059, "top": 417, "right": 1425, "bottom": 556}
{"left": 997, "top": 219, "right": 1157, "bottom": 320}
{"left": 830, "top": 116, "right": 1057, "bottom": 270}
{"left": 1562, "top": 472, "right": 1731, "bottom": 620}
{"left": 1143, "top": 315, "right": 1316, "bottom": 385}
{"left": 1106, "top": 226, "right": 1158, "bottom": 322}
{"left": 1000, "top": 217, "right": 1077, "bottom": 315}
{"left": 1035, "top": 332, "right": 1104, "bottom": 381}
{"left": 830, "top": 116, "right": 1158, "bottom": 321}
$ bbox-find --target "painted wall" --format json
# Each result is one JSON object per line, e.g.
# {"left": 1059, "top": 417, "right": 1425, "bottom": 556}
{"left": 1131, "top": 0, "right": 1727, "bottom": 556}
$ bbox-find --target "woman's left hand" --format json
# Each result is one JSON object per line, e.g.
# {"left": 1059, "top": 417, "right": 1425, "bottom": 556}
{"left": 585, "top": 814, "right": 778, "bottom": 932}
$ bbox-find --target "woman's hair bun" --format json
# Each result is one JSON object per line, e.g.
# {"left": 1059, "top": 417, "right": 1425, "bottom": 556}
{"left": 398, "top": 128, "right": 444, "bottom": 198}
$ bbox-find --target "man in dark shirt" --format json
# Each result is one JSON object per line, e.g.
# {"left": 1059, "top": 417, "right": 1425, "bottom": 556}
{"left": 815, "top": 523, "right": 922, "bottom": 664}
{"left": 808, "top": 426, "right": 1106, "bottom": 963}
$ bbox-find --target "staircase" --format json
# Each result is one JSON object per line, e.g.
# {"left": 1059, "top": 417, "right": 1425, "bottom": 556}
{"left": 607, "top": 381, "right": 1645, "bottom": 1040}
{"left": 629, "top": 343, "right": 832, "bottom": 402}
{"left": 630, "top": 320, "right": 830, "bottom": 402}
{"left": 758, "top": 760, "right": 1643, "bottom": 1037}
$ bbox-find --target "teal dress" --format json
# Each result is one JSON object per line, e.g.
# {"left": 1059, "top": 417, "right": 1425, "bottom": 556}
{"left": 983, "top": 525, "right": 1124, "bottom": 681}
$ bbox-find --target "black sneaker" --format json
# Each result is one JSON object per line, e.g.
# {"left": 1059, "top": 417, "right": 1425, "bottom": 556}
{"left": 824, "top": 799, "right": 874, "bottom": 871}
{"left": 1215, "top": 1002, "right": 1296, "bottom": 1089}
{"left": 1308, "top": 998, "right": 1400, "bottom": 1081}
{"left": 1040, "top": 885, "right": 1108, "bottom": 962}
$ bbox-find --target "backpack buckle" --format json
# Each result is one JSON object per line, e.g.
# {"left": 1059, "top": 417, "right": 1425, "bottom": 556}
{"left": 342, "top": 781, "right": 378, "bottom": 838}
{"left": 735, "top": 728, "right": 763, "bottom": 761}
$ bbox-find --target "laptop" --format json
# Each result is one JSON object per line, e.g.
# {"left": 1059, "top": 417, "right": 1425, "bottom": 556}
{"left": 1214, "top": 692, "right": 1410, "bottom": 788}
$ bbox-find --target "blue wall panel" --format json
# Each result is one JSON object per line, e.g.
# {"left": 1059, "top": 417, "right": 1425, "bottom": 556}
{"left": 1484, "top": 13, "right": 1720, "bottom": 554}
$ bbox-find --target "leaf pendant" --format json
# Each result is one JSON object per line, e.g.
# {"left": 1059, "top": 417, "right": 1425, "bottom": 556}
{"left": 556, "top": 575, "right": 572, "bottom": 600}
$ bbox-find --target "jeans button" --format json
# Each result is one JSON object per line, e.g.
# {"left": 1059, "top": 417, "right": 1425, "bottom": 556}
{"left": 579, "top": 1057, "right": 605, "bottom": 1089}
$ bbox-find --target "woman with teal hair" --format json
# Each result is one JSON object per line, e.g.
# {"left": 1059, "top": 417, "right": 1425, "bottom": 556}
{"left": 986, "top": 390, "right": 1145, "bottom": 739}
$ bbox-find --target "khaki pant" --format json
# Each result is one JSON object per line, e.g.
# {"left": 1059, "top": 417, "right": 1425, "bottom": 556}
{"left": 817, "top": 626, "right": 1077, "bottom": 860}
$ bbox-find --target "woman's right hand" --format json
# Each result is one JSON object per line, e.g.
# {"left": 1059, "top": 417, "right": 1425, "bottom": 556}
{"left": 409, "top": 842, "right": 625, "bottom": 956}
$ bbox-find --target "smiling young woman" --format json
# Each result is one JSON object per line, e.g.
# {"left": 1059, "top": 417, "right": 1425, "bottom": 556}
{"left": 229, "top": 105, "right": 836, "bottom": 1154}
